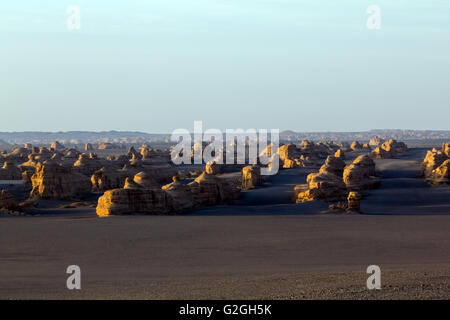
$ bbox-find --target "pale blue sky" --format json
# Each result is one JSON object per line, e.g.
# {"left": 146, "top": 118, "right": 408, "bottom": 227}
{"left": 1, "top": 0, "right": 449, "bottom": 132}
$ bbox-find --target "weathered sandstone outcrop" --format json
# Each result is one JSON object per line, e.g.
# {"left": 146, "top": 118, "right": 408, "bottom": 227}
{"left": 205, "top": 161, "right": 223, "bottom": 175}
{"left": 371, "top": 139, "right": 408, "bottom": 159}
{"left": 0, "top": 162, "right": 22, "bottom": 180}
{"left": 421, "top": 143, "right": 450, "bottom": 185}
{"left": 328, "top": 191, "right": 361, "bottom": 213}
{"left": 96, "top": 171, "right": 240, "bottom": 217}
{"left": 241, "top": 165, "right": 263, "bottom": 190}
{"left": 369, "top": 135, "right": 385, "bottom": 147}
{"left": 189, "top": 172, "right": 240, "bottom": 206}
{"left": 319, "top": 156, "right": 346, "bottom": 177}
{"left": 343, "top": 155, "right": 379, "bottom": 190}
{"left": 334, "top": 149, "right": 345, "bottom": 159}
{"left": 73, "top": 154, "right": 102, "bottom": 176}
{"left": 296, "top": 172, "right": 347, "bottom": 203}
{"left": 133, "top": 171, "right": 160, "bottom": 188}
{"left": 350, "top": 141, "right": 363, "bottom": 151}
{"left": 428, "top": 160, "right": 450, "bottom": 185}
{"left": 96, "top": 186, "right": 167, "bottom": 217}
{"left": 162, "top": 176, "right": 195, "bottom": 212}
{"left": 91, "top": 167, "right": 130, "bottom": 192}
{"left": 30, "top": 160, "right": 91, "bottom": 200}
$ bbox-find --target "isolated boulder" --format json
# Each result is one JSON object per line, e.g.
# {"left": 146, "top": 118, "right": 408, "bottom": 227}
{"left": 319, "top": 156, "right": 346, "bottom": 177}
{"left": 296, "top": 172, "right": 347, "bottom": 203}
{"left": 241, "top": 165, "right": 263, "bottom": 190}
{"left": 334, "top": 149, "right": 345, "bottom": 159}
{"left": 421, "top": 148, "right": 448, "bottom": 179}
{"left": 343, "top": 155, "right": 379, "bottom": 190}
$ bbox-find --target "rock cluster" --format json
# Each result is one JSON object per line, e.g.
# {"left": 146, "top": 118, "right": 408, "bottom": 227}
{"left": 371, "top": 139, "right": 408, "bottom": 158}
{"left": 96, "top": 171, "right": 240, "bottom": 217}
{"left": 369, "top": 135, "right": 385, "bottom": 147}
{"left": 296, "top": 172, "right": 348, "bottom": 202}
{"left": 421, "top": 143, "right": 450, "bottom": 185}
{"left": 263, "top": 141, "right": 346, "bottom": 169}
{"left": 328, "top": 192, "right": 361, "bottom": 213}
{"left": 295, "top": 154, "right": 379, "bottom": 203}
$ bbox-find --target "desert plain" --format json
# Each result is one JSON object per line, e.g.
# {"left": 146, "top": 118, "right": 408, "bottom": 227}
{"left": 0, "top": 132, "right": 449, "bottom": 299}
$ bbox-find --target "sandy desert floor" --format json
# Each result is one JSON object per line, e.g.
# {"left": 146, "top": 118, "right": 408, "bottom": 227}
{"left": 1, "top": 147, "right": 449, "bottom": 299}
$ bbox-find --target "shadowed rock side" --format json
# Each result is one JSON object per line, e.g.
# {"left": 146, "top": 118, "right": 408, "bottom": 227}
{"left": 0, "top": 190, "right": 17, "bottom": 210}
{"left": 421, "top": 142, "right": 450, "bottom": 186}
{"left": 96, "top": 172, "right": 240, "bottom": 217}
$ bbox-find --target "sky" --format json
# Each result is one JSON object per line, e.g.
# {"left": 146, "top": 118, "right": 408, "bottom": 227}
{"left": 1, "top": 0, "right": 449, "bottom": 133}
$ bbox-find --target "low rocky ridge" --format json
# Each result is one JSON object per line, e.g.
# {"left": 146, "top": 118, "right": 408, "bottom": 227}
{"left": 96, "top": 172, "right": 240, "bottom": 217}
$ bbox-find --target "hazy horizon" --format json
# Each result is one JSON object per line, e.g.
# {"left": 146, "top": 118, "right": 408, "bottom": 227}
{"left": 1, "top": 0, "right": 449, "bottom": 132}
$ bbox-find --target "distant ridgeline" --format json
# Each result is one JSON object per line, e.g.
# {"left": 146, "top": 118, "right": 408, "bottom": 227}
{"left": 0, "top": 130, "right": 449, "bottom": 146}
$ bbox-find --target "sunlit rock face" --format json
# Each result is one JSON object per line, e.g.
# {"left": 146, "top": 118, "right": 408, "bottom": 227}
{"left": 96, "top": 171, "right": 240, "bottom": 217}
{"left": 421, "top": 143, "right": 450, "bottom": 186}
{"left": 241, "top": 165, "right": 263, "bottom": 190}
{"left": 29, "top": 160, "right": 91, "bottom": 200}
{"left": 296, "top": 172, "right": 348, "bottom": 203}
{"left": 343, "top": 155, "right": 380, "bottom": 191}
{"left": 319, "top": 156, "right": 346, "bottom": 177}
{"left": 371, "top": 139, "right": 408, "bottom": 159}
